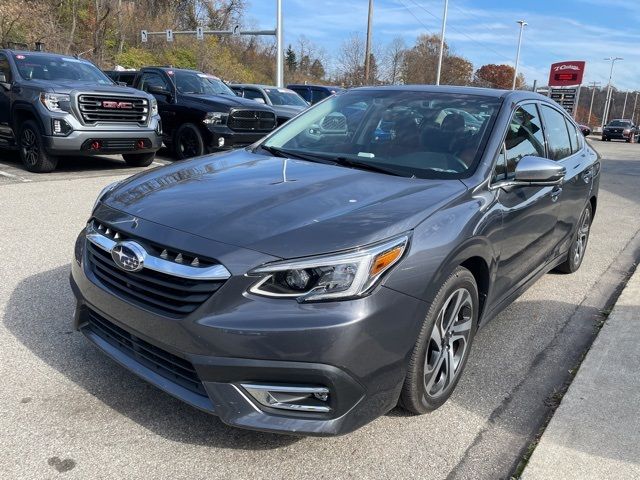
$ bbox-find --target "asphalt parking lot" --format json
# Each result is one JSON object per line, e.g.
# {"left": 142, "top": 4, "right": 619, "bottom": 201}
{"left": 1, "top": 139, "right": 639, "bottom": 479}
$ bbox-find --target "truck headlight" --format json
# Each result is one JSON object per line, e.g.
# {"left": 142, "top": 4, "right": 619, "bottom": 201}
{"left": 203, "top": 111, "right": 228, "bottom": 125}
{"left": 40, "top": 93, "right": 71, "bottom": 112}
{"left": 248, "top": 235, "right": 409, "bottom": 302}
{"left": 150, "top": 97, "right": 158, "bottom": 116}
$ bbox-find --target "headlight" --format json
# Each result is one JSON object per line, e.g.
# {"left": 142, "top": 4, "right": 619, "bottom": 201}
{"left": 248, "top": 235, "right": 409, "bottom": 302}
{"left": 150, "top": 97, "right": 158, "bottom": 116}
{"left": 203, "top": 111, "right": 228, "bottom": 125}
{"left": 40, "top": 92, "right": 71, "bottom": 112}
{"left": 92, "top": 181, "right": 121, "bottom": 212}
{"left": 624, "top": 128, "right": 630, "bottom": 134}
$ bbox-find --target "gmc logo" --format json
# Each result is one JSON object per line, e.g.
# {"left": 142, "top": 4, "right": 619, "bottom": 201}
{"left": 102, "top": 100, "right": 133, "bottom": 109}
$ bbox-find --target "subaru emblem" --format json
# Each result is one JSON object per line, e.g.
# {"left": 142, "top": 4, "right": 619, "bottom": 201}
{"left": 111, "top": 241, "right": 145, "bottom": 272}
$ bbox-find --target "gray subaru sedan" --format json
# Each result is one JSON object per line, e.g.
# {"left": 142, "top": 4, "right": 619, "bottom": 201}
{"left": 71, "top": 86, "right": 599, "bottom": 436}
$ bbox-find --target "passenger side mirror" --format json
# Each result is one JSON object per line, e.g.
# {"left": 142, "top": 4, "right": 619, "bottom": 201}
{"left": 514, "top": 156, "right": 566, "bottom": 185}
{"left": 148, "top": 85, "right": 170, "bottom": 97}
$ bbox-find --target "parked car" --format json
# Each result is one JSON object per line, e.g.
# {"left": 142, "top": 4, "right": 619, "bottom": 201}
{"left": 72, "top": 86, "right": 599, "bottom": 436}
{"left": 0, "top": 49, "right": 162, "bottom": 172}
{"left": 107, "top": 67, "right": 277, "bottom": 159}
{"left": 287, "top": 83, "right": 344, "bottom": 104}
{"left": 230, "top": 84, "right": 309, "bottom": 126}
{"left": 578, "top": 124, "right": 591, "bottom": 137}
{"left": 601, "top": 119, "right": 636, "bottom": 142}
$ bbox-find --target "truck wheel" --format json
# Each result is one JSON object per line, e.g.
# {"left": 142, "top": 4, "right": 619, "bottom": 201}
{"left": 19, "top": 120, "right": 58, "bottom": 173}
{"left": 122, "top": 152, "right": 155, "bottom": 167}
{"left": 174, "top": 123, "right": 204, "bottom": 159}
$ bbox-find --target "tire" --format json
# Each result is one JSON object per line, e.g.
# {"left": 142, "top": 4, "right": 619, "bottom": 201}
{"left": 555, "top": 202, "right": 593, "bottom": 274}
{"left": 173, "top": 123, "right": 205, "bottom": 159}
{"left": 122, "top": 152, "right": 155, "bottom": 167}
{"left": 19, "top": 120, "right": 58, "bottom": 173}
{"left": 400, "top": 266, "right": 479, "bottom": 414}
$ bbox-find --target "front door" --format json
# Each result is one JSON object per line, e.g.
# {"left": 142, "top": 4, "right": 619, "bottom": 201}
{"left": 0, "top": 53, "right": 14, "bottom": 146}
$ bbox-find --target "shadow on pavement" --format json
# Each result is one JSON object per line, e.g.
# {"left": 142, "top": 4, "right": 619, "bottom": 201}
{"left": 3, "top": 264, "right": 299, "bottom": 450}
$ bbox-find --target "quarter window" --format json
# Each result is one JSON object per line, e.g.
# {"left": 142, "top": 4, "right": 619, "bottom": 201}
{"left": 540, "top": 105, "right": 573, "bottom": 160}
{"left": 0, "top": 54, "right": 12, "bottom": 83}
{"left": 139, "top": 72, "right": 170, "bottom": 93}
{"left": 565, "top": 118, "right": 582, "bottom": 154}
{"left": 497, "top": 104, "right": 545, "bottom": 180}
{"left": 243, "top": 89, "right": 265, "bottom": 101}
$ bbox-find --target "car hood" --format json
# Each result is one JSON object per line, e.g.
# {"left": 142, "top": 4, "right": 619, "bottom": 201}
{"left": 27, "top": 80, "right": 145, "bottom": 96}
{"left": 103, "top": 150, "right": 466, "bottom": 258}
{"left": 271, "top": 105, "right": 306, "bottom": 119}
{"left": 179, "top": 93, "right": 275, "bottom": 110}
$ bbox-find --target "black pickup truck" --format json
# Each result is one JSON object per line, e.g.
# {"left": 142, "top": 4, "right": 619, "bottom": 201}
{"left": 106, "top": 67, "right": 277, "bottom": 159}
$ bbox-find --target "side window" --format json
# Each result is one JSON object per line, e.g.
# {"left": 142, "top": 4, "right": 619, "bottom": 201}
{"left": 139, "top": 72, "right": 170, "bottom": 93}
{"left": 291, "top": 87, "right": 311, "bottom": 102}
{"left": 540, "top": 105, "right": 573, "bottom": 160}
{"left": 243, "top": 89, "right": 265, "bottom": 101}
{"left": 502, "top": 104, "right": 546, "bottom": 178}
{"left": 565, "top": 118, "right": 582, "bottom": 154}
{"left": 0, "top": 54, "right": 13, "bottom": 83}
{"left": 312, "top": 88, "right": 330, "bottom": 103}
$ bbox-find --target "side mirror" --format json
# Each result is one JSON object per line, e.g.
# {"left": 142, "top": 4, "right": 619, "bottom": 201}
{"left": 253, "top": 97, "right": 266, "bottom": 104}
{"left": 148, "top": 85, "right": 170, "bottom": 96}
{"left": 514, "top": 155, "right": 566, "bottom": 185}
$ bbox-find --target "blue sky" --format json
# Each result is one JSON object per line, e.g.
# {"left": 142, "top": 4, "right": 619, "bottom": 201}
{"left": 245, "top": 0, "right": 639, "bottom": 89}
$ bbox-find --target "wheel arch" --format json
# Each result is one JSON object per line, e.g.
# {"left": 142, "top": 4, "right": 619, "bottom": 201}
{"left": 12, "top": 103, "right": 46, "bottom": 134}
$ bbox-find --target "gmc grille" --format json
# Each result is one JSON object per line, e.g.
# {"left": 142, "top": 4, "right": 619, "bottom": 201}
{"left": 228, "top": 109, "right": 276, "bottom": 132}
{"left": 78, "top": 95, "right": 148, "bottom": 124}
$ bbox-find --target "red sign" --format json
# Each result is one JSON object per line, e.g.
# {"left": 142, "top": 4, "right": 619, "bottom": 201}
{"left": 548, "top": 61, "right": 585, "bottom": 87}
{"left": 102, "top": 101, "right": 133, "bottom": 109}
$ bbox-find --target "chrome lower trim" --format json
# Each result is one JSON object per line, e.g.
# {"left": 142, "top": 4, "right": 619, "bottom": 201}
{"left": 240, "top": 383, "right": 331, "bottom": 413}
{"left": 86, "top": 226, "right": 231, "bottom": 281}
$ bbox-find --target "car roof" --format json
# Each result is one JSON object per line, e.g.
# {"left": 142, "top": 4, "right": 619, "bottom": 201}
{"left": 2, "top": 49, "right": 88, "bottom": 61}
{"left": 231, "top": 84, "right": 295, "bottom": 90}
{"left": 287, "top": 84, "right": 344, "bottom": 90}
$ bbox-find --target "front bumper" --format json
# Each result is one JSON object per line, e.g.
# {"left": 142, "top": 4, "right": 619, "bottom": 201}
{"left": 70, "top": 223, "right": 427, "bottom": 436}
{"left": 43, "top": 128, "right": 162, "bottom": 156}
{"left": 204, "top": 124, "right": 272, "bottom": 151}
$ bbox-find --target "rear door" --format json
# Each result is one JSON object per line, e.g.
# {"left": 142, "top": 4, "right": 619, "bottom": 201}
{"left": 0, "top": 53, "right": 14, "bottom": 145}
{"left": 491, "top": 103, "right": 563, "bottom": 303}
{"left": 539, "top": 103, "right": 595, "bottom": 258}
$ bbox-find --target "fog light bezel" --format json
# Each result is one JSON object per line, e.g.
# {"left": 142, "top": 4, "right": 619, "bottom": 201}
{"left": 51, "top": 118, "right": 73, "bottom": 136}
{"left": 240, "top": 383, "right": 332, "bottom": 413}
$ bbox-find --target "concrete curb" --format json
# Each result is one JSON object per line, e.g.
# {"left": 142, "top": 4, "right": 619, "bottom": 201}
{"left": 521, "top": 266, "right": 640, "bottom": 479}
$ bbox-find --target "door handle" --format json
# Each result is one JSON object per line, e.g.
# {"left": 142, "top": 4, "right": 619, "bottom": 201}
{"left": 551, "top": 185, "right": 563, "bottom": 202}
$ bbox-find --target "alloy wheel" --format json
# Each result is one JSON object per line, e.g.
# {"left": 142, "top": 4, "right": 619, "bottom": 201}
{"left": 179, "top": 129, "right": 200, "bottom": 157}
{"left": 424, "top": 288, "right": 473, "bottom": 398}
{"left": 21, "top": 128, "right": 39, "bottom": 167}
{"left": 573, "top": 208, "right": 591, "bottom": 266}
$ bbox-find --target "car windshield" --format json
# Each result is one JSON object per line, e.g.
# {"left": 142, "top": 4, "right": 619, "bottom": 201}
{"left": 608, "top": 120, "right": 631, "bottom": 127}
{"left": 12, "top": 54, "right": 112, "bottom": 84}
{"left": 173, "top": 71, "right": 235, "bottom": 95}
{"left": 261, "top": 89, "right": 502, "bottom": 179}
{"left": 265, "top": 88, "right": 308, "bottom": 107}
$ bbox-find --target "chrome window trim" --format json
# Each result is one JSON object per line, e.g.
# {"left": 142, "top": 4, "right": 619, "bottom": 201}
{"left": 86, "top": 226, "right": 231, "bottom": 281}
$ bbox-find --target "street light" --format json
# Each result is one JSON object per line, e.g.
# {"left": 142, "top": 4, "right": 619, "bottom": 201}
{"left": 601, "top": 57, "right": 623, "bottom": 130}
{"left": 435, "top": 0, "right": 449, "bottom": 86}
{"left": 512, "top": 20, "right": 527, "bottom": 90}
{"left": 587, "top": 81, "right": 600, "bottom": 126}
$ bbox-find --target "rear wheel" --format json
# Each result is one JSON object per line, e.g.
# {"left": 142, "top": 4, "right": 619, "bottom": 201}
{"left": 556, "top": 203, "right": 592, "bottom": 274}
{"left": 400, "top": 267, "right": 478, "bottom": 413}
{"left": 122, "top": 152, "right": 155, "bottom": 167}
{"left": 173, "top": 123, "right": 205, "bottom": 160}
{"left": 19, "top": 120, "right": 58, "bottom": 173}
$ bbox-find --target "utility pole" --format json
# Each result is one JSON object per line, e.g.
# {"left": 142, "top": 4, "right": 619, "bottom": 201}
{"left": 587, "top": 81, "right": 600, "bottom": 126}
{"left": 435, "top": 0, "right": 449, "bottom": 86}
{"left": 622, "top": 90, "right": 629, "bottom": 119}
{"left": 276, "top": 0, "right": 283, "bottom": 87}
{"left": 602, "top": 57, "right": 623, "bottom": 130}
{"left": 512, "top": 20, "right": 527, "bottom": 90}
{"left": 364, "top": 0, "right": 374, "bottom": 85}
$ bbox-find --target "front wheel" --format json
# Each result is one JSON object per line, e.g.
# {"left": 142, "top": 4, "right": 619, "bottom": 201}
{"left": 556, "top": 203, "right": 592, "bottom": 274}
{"left": 19, "top": 120, "right": 58, "bottom": 173}
{"left": 173, "top": 123, "right": 205, "bottom": 160}
{"left": 122, "top": 152, "right": 155, "bottom": 167}
{"left": 400, "top": 266, "right": 479, "bottom": 413}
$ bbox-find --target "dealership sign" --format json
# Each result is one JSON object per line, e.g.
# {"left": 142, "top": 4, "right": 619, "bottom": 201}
{"left": 548, "top": 61, "right": 586, "bottom": 87}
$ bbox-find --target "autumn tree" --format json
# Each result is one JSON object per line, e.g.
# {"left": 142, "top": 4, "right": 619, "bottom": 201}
{"left": 402, "top": 34, "right": 472, "bottom": 86}
{"left": 474, "top": 64, "right": 525, "bottom": 89}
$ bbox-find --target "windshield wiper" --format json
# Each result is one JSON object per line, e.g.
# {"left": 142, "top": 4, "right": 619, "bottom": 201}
{"left": 330, "top": 157, "right": 411, "bottom": 177}
{"left": 256, "top": 145, "right": 337, "bottom": 165}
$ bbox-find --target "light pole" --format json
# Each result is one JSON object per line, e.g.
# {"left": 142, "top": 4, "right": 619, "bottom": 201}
{"left": 587, "top": 81, "right": 600, "bottom": 126}
{"left": 276, "top": 0, "right": 283, "bottom": 87}
{"left": 435, "top": 0, "right": 449, "bottom": 86}
{"left": 364, "top": 0, "right": 374, "bottom": 85}
{"left": 601, "top": 57, "right": 623, "bottom": 130}
{"left": 632, "top": 92, "right": 639, "bottom": 124}
{"left": 512, "top": 20, "right": 527, "bottom": 90}
{"left": 622, "top": 90, "right": 629, "bottom": 119}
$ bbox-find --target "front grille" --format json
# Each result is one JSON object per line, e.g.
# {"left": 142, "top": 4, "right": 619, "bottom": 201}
{"left": 85, "top": 309, "right": 207, "bottom": 396}
{"left": 86, "top": 221, "right": 225, "bottom": 317}
{"left": 228, "top": 109, "right": 276, "bottom": 132}
{"left": 78, "top": 95, "right": 148, "bottom": 124}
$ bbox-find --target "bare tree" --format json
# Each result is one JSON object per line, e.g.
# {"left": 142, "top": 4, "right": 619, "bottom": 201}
{"left": 336, "top": 32, "right": 366, "bottom": 86}
{"left": 382, "top": 36, "right": 405, "bottom": 85}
